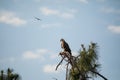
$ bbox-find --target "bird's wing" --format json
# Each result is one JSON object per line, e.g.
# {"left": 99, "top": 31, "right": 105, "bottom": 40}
{"left": 35, "top": 17, "right": 41, "bottom": 20}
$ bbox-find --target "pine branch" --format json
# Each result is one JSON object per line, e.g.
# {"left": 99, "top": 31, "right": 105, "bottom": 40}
{"left": 91, "top": 70, "right": 108, "bottom": 80}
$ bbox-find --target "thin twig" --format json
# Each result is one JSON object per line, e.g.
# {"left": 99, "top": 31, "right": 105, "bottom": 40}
{"left": 55, "top": 56, "right": 65, "bottom": 70}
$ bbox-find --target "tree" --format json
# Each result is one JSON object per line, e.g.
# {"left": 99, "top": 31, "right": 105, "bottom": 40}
{"left": 68, "top": 42, "right": 107, "bottom": 80}
{"left": 56, "top": 42, "right": 107, "bottom": 80}
{"left": 0, "top": 68, "right": 21, "bottom": 80}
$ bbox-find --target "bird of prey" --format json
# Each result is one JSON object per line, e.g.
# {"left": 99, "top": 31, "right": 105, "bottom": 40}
{"left": 60, "top": 38, "right": 72, "bottom": 55}
{"left": 35, "top": 17, "right": 42, "bottom": 21}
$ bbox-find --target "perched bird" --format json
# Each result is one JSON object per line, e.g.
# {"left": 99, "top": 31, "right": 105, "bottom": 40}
{"left": 60, "top": 38, "right": 72, "bottom": 55}
{"left": 35, "top": 17, "right": 42, "bottom": 21}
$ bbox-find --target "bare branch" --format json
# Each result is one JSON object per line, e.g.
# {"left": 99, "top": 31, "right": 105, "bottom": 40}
{"left": 55, "top": 56, "right": 65, "bottom": 70}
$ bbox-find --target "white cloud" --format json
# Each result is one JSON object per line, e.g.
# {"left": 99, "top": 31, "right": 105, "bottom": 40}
{"left": 108, "top": 25, "right": 120, "bottom": 34}
{"left": 22, "top": 49, "right": 48, "bottom": 60}
{"left": 23, "top": 51, "right": 40, "bottom": 59}
{"left": 50, "top": 54, "right": 58, "bottom": 59}
{"left": 78, "top": 0, "right": 88, "bottom": 4}
{"left": 43, "top": 64, "right": 57, "bottom": 73}
{"left": 40, "top": 7, "right": 59, "bottom": 16}
{"left": 40, "top": 7, "right": 76, "bottom": 19}
{"left": 0, "top": 11, "right": 27, "bottom": 26}
{"left": 101, "top": 7, "right": 120, "bottom": 14}
{"left": 36, "top": 48, "right": 48, "bottom": 53}
{"left": 43, "top": 64, "right": 64, "bottom": 73}
{"left": 61, "top": 12, "right": 74, "bottom": 19}
{"left": 72, "top": 51, "right": 79, "bottom": 56}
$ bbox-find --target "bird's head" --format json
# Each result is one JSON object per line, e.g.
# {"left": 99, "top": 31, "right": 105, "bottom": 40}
{"left": 60, "top": 38, "right": 65, "bottom": 42}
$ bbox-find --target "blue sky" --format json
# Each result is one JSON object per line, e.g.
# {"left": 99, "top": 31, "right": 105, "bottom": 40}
{"left": 0, "top": 0, "right": 120, "bottom": 80}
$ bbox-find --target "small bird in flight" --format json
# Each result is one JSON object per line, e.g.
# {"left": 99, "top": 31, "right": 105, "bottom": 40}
{"left": 35, "top": 17, "right": 42, "bottom": 21}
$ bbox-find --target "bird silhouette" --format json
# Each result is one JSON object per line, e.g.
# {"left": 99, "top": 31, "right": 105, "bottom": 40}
{"left": 35, "top": 17, "right": 42, "bottom": 21}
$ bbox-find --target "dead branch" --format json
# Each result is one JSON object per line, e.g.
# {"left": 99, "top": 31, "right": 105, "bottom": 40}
{"left": 66, "top": 62, "right": 69, "bottom": 80}
{"left": 56, "top": 51, "right": 82, "bottom": 80}
{"left": 55, "top": 55, "right": 65, "bottom": 70}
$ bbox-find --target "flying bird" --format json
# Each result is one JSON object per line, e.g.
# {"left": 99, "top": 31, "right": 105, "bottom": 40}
{"left": 35, "top": 17, "right": 42, "bottom": 21}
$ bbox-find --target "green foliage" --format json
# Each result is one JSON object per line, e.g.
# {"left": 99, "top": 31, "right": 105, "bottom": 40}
{"left": 68, "top": 42, "right": 101, "bottom": 80}
{"left": 0, "top": 68, "right": 21, "bottom": 80}
{"left": 69, "top": 68, "right": 80, "bottom": 80}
